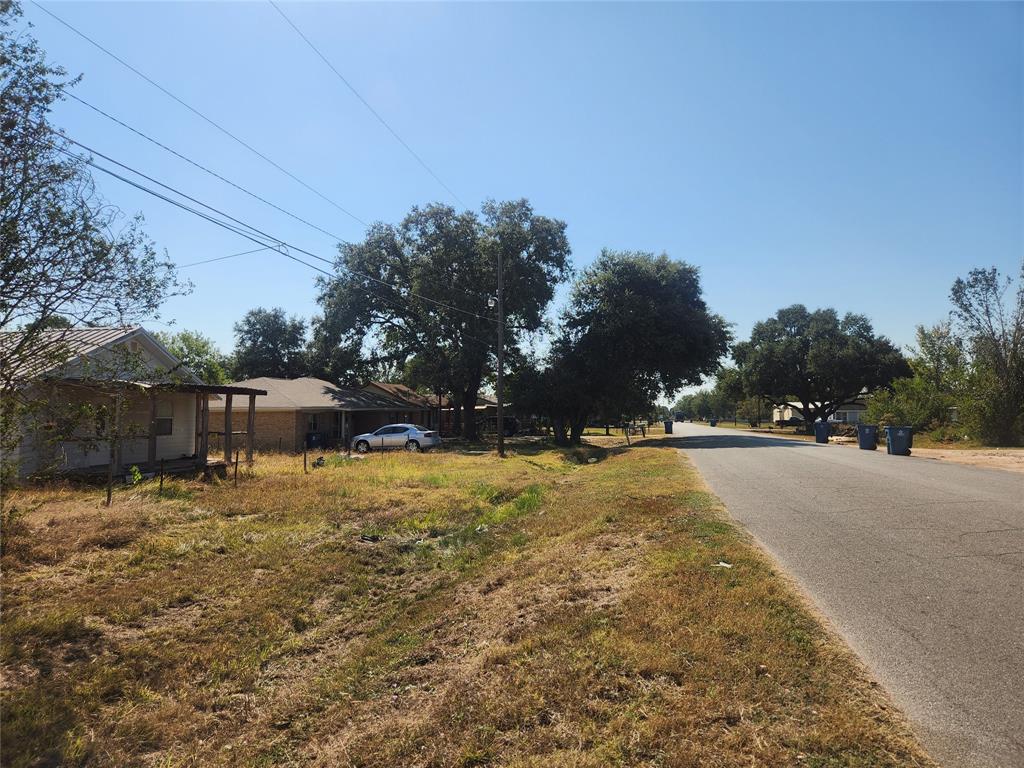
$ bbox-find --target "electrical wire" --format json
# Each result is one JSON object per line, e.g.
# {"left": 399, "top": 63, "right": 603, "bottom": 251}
{"left": 29, "top": 0, "right": 368, "bottom": 227}
{"left": 267, "top": 0, "right": 466, "bottom": 209}
{"left": 45, "top": 136, "right": 497, "bottom": 325}
{"left": 177, "top": 247, "right": 273, "bottom": 269}
{"left": 62, "top": 90, "right": 350, "bottom": 244}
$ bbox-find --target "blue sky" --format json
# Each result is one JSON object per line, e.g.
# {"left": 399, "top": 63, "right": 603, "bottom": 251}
{"left": 27, "top": 1, "right": 1023, "bottom": 365}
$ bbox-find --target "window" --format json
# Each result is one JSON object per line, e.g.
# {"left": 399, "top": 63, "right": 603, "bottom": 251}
{"left": 307, "top": 413, "right": 320, "bottom": 432}
{"left": 155, "top": 400, "right": 173, "bottom": 436}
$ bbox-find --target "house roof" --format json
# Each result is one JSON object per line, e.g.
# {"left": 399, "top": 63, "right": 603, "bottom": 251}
{"left": 0, "top": 326, "right": 202, "bottom": 384}
{"left": 210, "top": 377, "right": 425, "bottom": 412}
{"left": 366, "top": 381, "right": 449, "bottom": 408}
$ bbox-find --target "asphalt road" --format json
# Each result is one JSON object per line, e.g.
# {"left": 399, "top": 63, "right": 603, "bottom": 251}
{"left": 671, "top": 422, "right": 1024, "bottom": 768}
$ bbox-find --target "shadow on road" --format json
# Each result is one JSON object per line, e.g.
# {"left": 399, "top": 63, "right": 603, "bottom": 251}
{"left": 633, "top": 435, "right": 821, "bottom": 450}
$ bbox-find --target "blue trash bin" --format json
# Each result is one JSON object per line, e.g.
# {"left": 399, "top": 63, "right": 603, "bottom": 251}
{"left": 814, "top": 421, "right": 830, "bottom": 444}
{"left": 857, "top": 424, "right": 878, "bottom": 450}
{"left": 664, "top": 420, "right": 673, "bottom": 435}
{"left": 884, "top": 426, "right": 913, "bottom": 456}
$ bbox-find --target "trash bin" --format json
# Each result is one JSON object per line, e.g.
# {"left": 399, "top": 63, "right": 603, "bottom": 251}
{"left": 305, "top": 431, "right": 323, "bottom": 449}
{"left": 709, "top": 418, "right": 718, "bottom": 427}
{"left": 813, "top": 421, "right": 830, "bottom": 443}
{"left": 884, "top": 426, "right": 913, "bottom": 456}
{"left": 663, "top": 420, "right": 673, "bottom": 435}
{"left": 856, "top": 424, "right": 878, "bottom": 450}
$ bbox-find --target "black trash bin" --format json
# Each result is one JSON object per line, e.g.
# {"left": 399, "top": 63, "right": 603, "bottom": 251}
{"left": 813, "top": 421, "right": 830, "bottom": 444}
{"left": 709, "top": 418, "right": 718, "bottom": 427}
{"left": 856, "top": 424, "right": 878, "bottom": 450}
{"left": 663, "top": 420, "right": 673, "bottom": 435}
{"left": 884, "top": 426, "right": 913, "bottom": 456}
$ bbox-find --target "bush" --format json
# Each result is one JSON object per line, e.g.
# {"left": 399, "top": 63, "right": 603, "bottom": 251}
{"left": 864, "top": 377, "right": 955, "bottom": 431}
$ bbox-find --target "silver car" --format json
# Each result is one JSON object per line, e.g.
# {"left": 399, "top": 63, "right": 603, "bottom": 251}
{"left": 351, "top": 424, "right": 442, "bottom": 453}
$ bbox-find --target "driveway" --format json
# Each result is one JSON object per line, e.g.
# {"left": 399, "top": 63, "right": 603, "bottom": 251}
{"left": 671, "top": 422, "right": 1024, "bottom": 768}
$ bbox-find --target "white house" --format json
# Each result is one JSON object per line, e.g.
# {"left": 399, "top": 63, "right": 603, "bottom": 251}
{"left": 772, "top": 400, "right": 867, "bottom": 424}
{"left": 2, "top": 326, "right": 265, "bottom": 479}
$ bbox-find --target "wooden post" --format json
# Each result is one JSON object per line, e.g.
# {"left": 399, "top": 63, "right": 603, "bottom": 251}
{"left": 303, "top": 447, "right": 308, "bottom": 474}
{"left": 246, "top": 394, "right": 256, "bottom": 465}
{"left": 223, "top": 393, "right": 233, "bottom": 464}
{"left": 147, "top": 390, "right": 157, "bottom": 473}
{"left": 106, "top": 393, "right": 122, "bottom": 507}
{"left": 199, "top": 393, "right": 210, "bottom": 468}
{"left": 234, "top": 449, "right": 239, "bottom": 487}
{"left": 159, "top": 458, "right": 165, "bottom": 496}
{"left": 195, "top": 392, "right": 203, "bottom": 457}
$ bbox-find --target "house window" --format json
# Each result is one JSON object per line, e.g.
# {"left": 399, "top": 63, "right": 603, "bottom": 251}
{"left": 155, "top": 400, "right": 173, "bottom": 436}
{"left": 307, "top": 413, "right": 320, "bottom": 432}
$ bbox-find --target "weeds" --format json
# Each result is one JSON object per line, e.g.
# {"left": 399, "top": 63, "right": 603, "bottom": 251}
{"left": 0, "top": 445, "right": 932, "bottom": 767}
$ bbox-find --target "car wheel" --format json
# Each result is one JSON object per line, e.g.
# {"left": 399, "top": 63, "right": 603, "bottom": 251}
{"left": 356, "top": 440, "right": 369, "bottom": 453}
{"left": 405, "top": 440, "right": 420, "bottom": 452}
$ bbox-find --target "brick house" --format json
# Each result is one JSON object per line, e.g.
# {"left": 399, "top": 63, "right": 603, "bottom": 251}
{"left": 208, "top": 377, "right": 431, "bottom": 452}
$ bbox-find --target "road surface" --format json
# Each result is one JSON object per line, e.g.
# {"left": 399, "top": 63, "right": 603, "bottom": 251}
{"left": 671, "top": 422, "right": 1023, "bottom": 768}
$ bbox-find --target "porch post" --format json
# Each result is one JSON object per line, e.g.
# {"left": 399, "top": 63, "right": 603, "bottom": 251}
{"left": 195, "top": 392, "right": 202, "bottom": 457}
{"left": 246, "top": 394, "right": 256, "bottom": 465}
{"left": 199, "top": 393, "right": 210, "bottom": 467}
{"left": 223, "top": 393, "right": 233, "bottom": 464}
{"left": 147, "top": 389, "right": 158, "bottom": 472}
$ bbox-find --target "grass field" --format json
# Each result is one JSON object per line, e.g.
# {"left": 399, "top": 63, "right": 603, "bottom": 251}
{"left": 1, "top": 440, "right": 932, "bottom": 767}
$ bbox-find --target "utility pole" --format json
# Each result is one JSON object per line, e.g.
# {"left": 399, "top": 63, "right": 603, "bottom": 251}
{"left": 495, "top": 247, "right": 506, "bottom": 458}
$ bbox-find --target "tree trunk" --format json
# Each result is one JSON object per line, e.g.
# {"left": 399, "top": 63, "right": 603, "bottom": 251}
{"left": 569, "top": 416, "right": 587, "bottom": 445}
{"left": 802, "top": 402, "right": 815, "bottom": 434}
{"left": 461, "top": 395, "right": 477, "bottom": 440}
{"left": 604, "top": 423, "right": 610, "bottom": 436}
{"left": 552, "top": 416, "right": 570, "bottom": 446}
{"left": 451, "top": 394, "right": 463, "bottom": 436}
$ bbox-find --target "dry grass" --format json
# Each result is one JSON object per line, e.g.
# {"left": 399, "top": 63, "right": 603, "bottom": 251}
{"left": 1, "top": 441, "right": 932, "bottom": 767}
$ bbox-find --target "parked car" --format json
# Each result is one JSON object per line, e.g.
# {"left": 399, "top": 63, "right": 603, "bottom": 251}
{"left": 351, "top": 424, "right": 441, "bottom": 453}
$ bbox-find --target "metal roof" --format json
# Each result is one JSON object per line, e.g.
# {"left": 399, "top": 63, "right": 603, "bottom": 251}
{"left": 0, "top": 326, "right": 201, "bottom": 383}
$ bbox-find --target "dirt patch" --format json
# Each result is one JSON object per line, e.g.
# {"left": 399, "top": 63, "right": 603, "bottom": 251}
{"left": 910, "top": 447, "right": 1024, "bottom": 474}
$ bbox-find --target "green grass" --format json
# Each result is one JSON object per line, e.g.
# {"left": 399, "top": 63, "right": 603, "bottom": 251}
{"left": 1, "top": 445, "right": 932, "bottom": 767}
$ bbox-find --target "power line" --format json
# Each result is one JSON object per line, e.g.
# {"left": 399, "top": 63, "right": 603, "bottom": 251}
{"left": 63, "top": 91, "right": 349, "bottom": 244}
{"left": 29, "top": 0, "right": 368, "bottom": 228}
{"left": 47, "top": 136, "right": 496, "bottom": 324}
{"left": 178, "top": 247, "right": 273, "bottom": 269}
{"left": 267, "top": 0, "right": 466, "bottom": 209}
{"left": 56, "top": 130, "right": 309, "bottom": 257}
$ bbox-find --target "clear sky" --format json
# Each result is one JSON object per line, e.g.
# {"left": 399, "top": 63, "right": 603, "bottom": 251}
{"left": 26, "top": 1, "right": 1024, "bottom": 363}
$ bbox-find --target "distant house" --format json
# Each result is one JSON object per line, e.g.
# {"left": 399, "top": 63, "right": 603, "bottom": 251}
{"left": 1, "top": 326, "right": 265, "bottom": 479}
{"left": 208, "top": 377, "right": 432, "bottom": 452}
{"left": 363, "top": 381, "right": 448, "bottom": 432}
{"left": 772, "top": 400, "right": 867, "bottom": 424}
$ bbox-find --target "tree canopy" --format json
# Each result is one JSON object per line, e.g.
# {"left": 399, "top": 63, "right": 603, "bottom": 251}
{"left": 0, "top": 0, "right": 184, "bottom": 393}
{"left": 231, "top": 307, "right": 307, "bottom": 380}
{"left": 949, "top": 265, "right": 1024, "bottom": 444}
{"left": 312, "top": 200, "right": 572, "bottom": 438}
{"left": 1, "top": 1, "right": 183, "bottom": 483}
{"left": 513, "top": 251, "right": 730, "bottom": 444}
{"left": 733, "top": 305, "right": 909, "bottom": 430}
{"left": 155, "top": 330, "right": 229, "bottom": 385}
